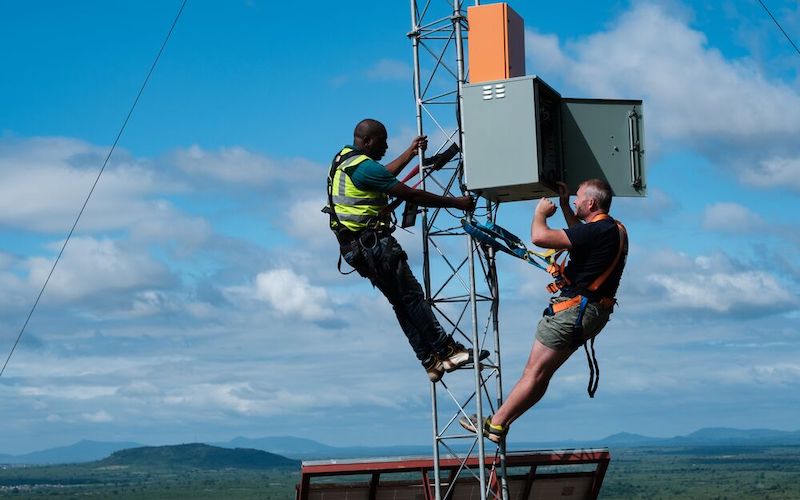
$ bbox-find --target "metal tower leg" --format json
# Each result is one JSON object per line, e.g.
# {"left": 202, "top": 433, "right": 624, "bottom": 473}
{"left": 408, "top": 2, "right": 507, "bottom": 499}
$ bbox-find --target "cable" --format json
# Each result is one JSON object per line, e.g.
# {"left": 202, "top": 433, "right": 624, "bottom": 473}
{"left": 0, "top": 0, "right": 189, "bottom": 379}
{"left": 757, "top": 0, "right": 800, "bottom": 57}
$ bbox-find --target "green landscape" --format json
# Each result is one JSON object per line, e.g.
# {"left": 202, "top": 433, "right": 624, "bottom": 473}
{"left": 2, "top": 444, "right": 800, "bottom": 499}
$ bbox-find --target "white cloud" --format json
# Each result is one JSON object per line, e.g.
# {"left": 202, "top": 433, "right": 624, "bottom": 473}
{"left": 248, "top": 268, "right": 335, "bottom": 321}
{"left": 525, "top": 30, "right": 569, "bottom": 76}
{"left": 718, "top": 363, "right": 800, "bottom": 386}
{"left": 25, "top": 237, "right": 172, "bottom": 302}
{"left": 285, "top": 197, "right": 333, "bottom": 248}
{"left": 170, "top": 145, "right": 321, "bottom": 187}
{"left": 702, "top": 202, "right": 766, "bottom": 233}
{"left": 0, "top": 136, "right": 216, "bottom": 247}
{"left": 82, "top": 410, "right": 113, "bottom": 423}
{"left": 615, "top": 188, "right": 679, "bottom": 223}
{"left": 365, "top": 58, "right": 412, "bottom": 81}
{"left": 116, "top": 382, "right": 162, "bottom": 398}
{"left": 20, "top": 385, "right": 117, "bottom": 400}
{"left": 740, "top": 156, "right": 800, "bottom": 190}
{"left": 128, "top": 208, "right": 212, "bottom": 251}
{"left": 171, "top": 145, "right": 280, "bottom": 184}
{"left": 525, "top": 3, "right": 800, "bottom": 189}
{"left": 643, "top": 251, "right": 797, "bottom": 314}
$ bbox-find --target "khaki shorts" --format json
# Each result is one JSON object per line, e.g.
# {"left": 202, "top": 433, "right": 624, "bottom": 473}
{"left": 535, "top": 297, "right": 612, "bottom": 351}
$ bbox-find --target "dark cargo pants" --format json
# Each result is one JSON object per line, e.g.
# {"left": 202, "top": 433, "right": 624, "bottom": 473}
{"left": 342, "top": 233, "right": 449, "bottom": 362}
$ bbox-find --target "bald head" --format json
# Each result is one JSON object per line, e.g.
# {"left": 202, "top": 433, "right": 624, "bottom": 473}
{"left": 354, "top": 119, "right": 385, "bottom": 141}
{"left": 353, "top": 119, "right": 389, "bottom": 160}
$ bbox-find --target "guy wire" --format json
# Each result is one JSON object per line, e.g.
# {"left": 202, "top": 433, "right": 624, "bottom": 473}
{"left": 0, "top": 0, "right": 190, "bottom": 378}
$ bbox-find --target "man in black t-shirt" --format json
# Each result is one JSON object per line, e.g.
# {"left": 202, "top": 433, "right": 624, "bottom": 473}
{"left": 461, "top": 179, "right": 627, "bottom": 443}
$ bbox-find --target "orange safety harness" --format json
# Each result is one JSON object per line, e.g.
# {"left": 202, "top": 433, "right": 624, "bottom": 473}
{"left": 544, "top": 213, "right": 628, "bottom": 397}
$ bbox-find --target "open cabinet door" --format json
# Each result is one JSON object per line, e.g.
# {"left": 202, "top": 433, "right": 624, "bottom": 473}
{"left": 561, "top": 98, "right": 646, "bottom": 197}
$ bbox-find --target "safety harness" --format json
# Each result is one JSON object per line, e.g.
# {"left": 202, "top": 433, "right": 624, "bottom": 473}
{"left": 465, "top": 214, "right": 628, "bottom": 398}
{"left": 324, "top": 147, "right": 392, "bottom": 277}
{"left": 462, "top": 219, "right": 566, "bottom": 272}
{"left": 325, "top": 144, "right": 460, "bottom": 276}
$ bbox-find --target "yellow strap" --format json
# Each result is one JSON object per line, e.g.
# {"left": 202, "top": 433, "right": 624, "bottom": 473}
{"left": 486, "top": 419, "right": 505, "bottom": 432}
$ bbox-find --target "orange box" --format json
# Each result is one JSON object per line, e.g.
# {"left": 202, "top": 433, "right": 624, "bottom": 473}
{"left": 467, "top": 3, "right": 525, "bottom": 83}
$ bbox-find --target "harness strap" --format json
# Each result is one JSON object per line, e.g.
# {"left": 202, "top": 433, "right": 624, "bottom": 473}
{"left": 587, "top": 219, "right": 628, "bottom": 292}
{"left": 462, "top": 219, "right": 565, "bottom": 271}
{"left": 546, "top": 295, "right": 605, "bottom": 398}
{"left": 326, "top": 148, "right": 365, "bottom": 231}
{"left": 547, "top": 213, "right": 624, "bottom": 400}
{"left": 585, "top": 338, "right": 600, "bottom": 397}
{"left": 546, "top": 213, "right": 628, "bottom": 295}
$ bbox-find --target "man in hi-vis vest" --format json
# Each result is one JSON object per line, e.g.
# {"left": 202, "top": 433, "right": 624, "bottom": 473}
{"left": 326, "top": 119, "right": 487, "bottom": 382}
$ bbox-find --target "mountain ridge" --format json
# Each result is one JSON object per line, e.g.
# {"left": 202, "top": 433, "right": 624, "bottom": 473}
{"left": 3, "top": 427, "right": 799, "bottom": 465}
{"left": 100, "top": 443, "right": 298, "bottom": 469}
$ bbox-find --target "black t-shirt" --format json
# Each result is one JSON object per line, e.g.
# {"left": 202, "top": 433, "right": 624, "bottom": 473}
{"left": 562, "top": 217, "right": 626, "bottom": 299}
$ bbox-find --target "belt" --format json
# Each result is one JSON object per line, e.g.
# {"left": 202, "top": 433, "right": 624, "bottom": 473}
{"left": 551, "top": 295, "right": 616, "bottom": 314}
{"left": 335, "top": 227, "right": 392, "bottom": 248}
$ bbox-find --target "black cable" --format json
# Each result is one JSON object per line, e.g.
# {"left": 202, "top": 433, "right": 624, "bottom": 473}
{"left": 0, "top": 0, "right": 189, "bottom": 379}
{"left": 757, "top": 0, "right": 800, "bottom": 57}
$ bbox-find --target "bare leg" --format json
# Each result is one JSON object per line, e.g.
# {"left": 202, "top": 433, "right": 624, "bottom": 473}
{"left": 491, "top": 339, "right": 573, "bottom": 427}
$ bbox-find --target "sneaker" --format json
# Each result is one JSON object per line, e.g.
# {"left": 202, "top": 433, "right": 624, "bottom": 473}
{"left": 459, "top": 414, "right": 507, "bottom": 444}
{"left": 440, "top": 339, "right": 490, "bottom": 372}
{"left": 422, "top": 355, "right": 444, "bottom": 383}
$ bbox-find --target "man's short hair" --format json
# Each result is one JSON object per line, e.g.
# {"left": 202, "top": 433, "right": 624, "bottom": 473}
{"left": 581, "top": 179, "right": 613, "bottom": 212}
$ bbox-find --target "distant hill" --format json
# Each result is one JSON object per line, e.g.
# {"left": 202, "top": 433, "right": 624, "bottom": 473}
{"left": 0, "top": 440, "right": 142, "bottom": 465}
{"left": 667, "top": 427, "right": 800, "bottom": 446}
{"left": 594, "top": 432, "right": 663, "bottom": 446}
{"left": 218, "top": 436, "right": 338, "bottom": 457}
{"left": 5, "top": 427, "right": 800, "bottom": 465}
{"left": 100, "top": 443, "right": 298, "bottom": 469}
{"left": 215, "top": 436, "right": 431, "bottom": 460}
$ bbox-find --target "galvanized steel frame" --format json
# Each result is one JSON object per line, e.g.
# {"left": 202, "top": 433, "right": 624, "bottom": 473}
{"left": 408, "top": 2, "right": 508, "bottom": 499}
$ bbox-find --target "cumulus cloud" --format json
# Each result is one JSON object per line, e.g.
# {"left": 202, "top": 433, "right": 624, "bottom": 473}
{"left": 169, "top": 145, "right": 321, "bottom": 187}
{"left": 255, "top": 268, "right": 334, "bottom": 320}
{"left": 702, "top": 202, "right": 766, "bottom": 233}
{"left": 740, "top": 156, "right": 800, "bottom": 190}
{"left": 0, "top": 136, "right": 214, "bottom": 246}
{"left": 82, "top": 410, "right": 113, "bottom": 423}
{"left": 285, "top": 197, "right": 333, "bottom": 248}
{"left": 227, "top": 268, "right": 336, "bottom": 322}
{"left": 615, "top": 188, "right": 680, "bottom": 223}
{"left": 0, "top": 137, "right": 159, "bottom": 231}
{"left": 171, "top": 145, "right": 281, "bottom": 184}
{"left": 25, "top": 237, "right": 173, "bottom": 302}
{"left": 718, "top": 363, "right": 800, "bottom": 386}
{"left": 525, "top": 3, "right": 800, "bottom": 190}
{"left": 365, "top": 58, "right": 412, "bottom": 81}
{"left": 162, "top": 382, "right": 353, "bottom": 416}
{"left": 20, "top": 384, "right": 117, "bottom": 400}
{"left": 642, "top": 250, "right": 798, "bottom": 315}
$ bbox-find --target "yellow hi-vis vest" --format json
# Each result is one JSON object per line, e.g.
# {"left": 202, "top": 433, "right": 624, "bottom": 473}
{"left": 328, "top": 146, "right": 391, "bottom": 232}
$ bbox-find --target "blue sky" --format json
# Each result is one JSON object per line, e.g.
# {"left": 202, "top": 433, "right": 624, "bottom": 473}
{"left": 1, "top": 0, "right": 799, "bottom": 455}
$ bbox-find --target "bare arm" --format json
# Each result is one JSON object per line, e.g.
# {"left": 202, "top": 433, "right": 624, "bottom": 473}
{"left": 531, "top": 198, "right": 572, "bottom": 249}
{"left": 557, "top": 181, "right": 579, "bottom": 227}
{"left": 387, "top": 182, "right": 474, "bottom": 211}
{"left": 384, "top": 136, "right": 428, "bottom": 176}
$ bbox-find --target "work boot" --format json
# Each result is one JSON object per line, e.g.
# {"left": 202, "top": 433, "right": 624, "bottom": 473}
{"left": 422, "top": 355, "right": 444, "bottom": 383}
{"left": 459, "top": 414, "right": 507, "bottom": 444}
{"left": 440, "top": 337, "right": 490, "bottom": 372}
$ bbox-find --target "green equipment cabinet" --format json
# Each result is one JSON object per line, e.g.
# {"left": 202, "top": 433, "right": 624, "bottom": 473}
{"left": 462, "top": 75, "right": 646, "bottom": 202}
